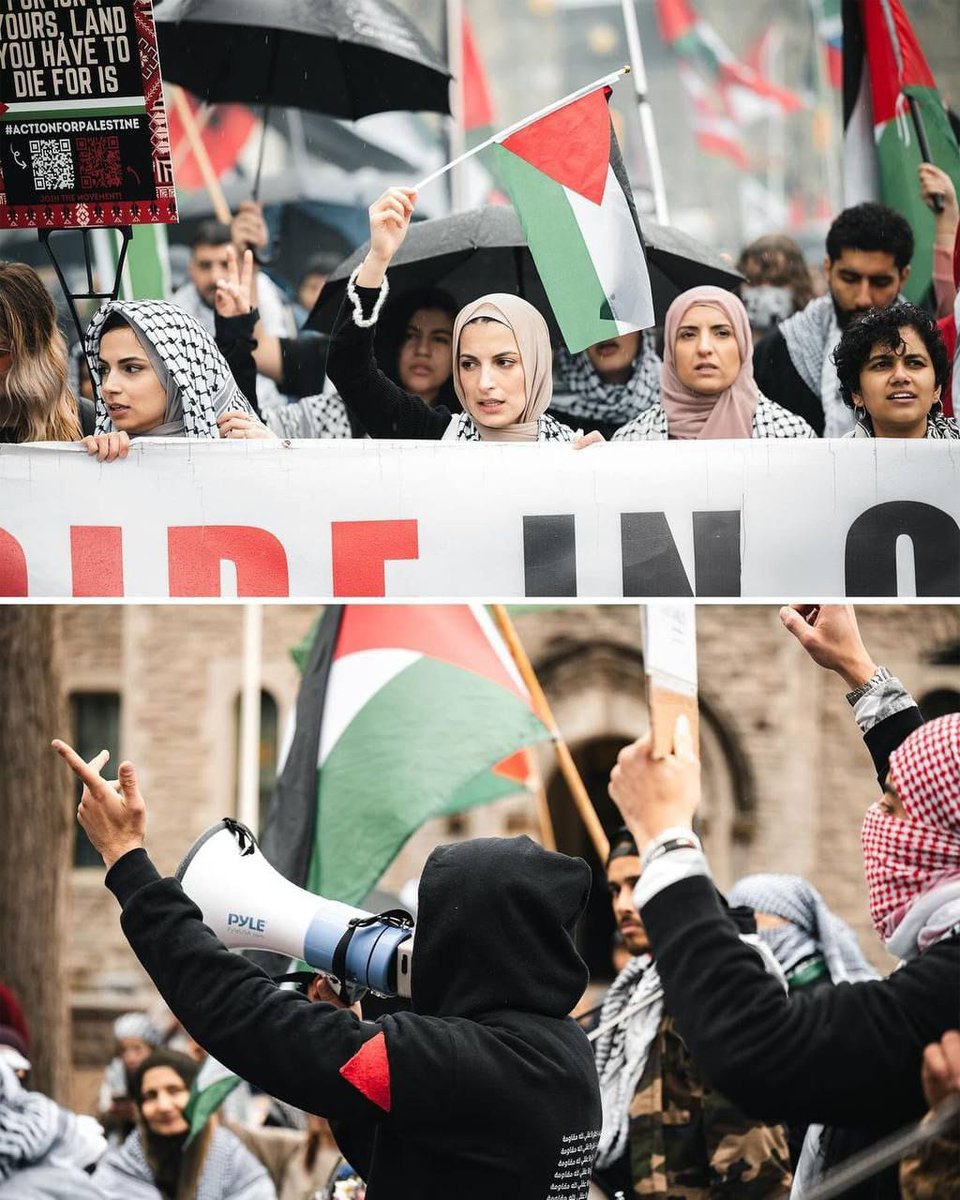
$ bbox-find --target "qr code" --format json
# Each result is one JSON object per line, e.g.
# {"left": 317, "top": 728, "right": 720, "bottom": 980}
{"left": 77, "top": 136, "right": 122, "bottom": 190}
{"left": 29, "top": 139, "right": 74, "bottom": 191}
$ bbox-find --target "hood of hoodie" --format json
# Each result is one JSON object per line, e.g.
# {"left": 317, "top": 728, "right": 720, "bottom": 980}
{"left": 410, "top": 836, "right": 591, "bottom": 1020}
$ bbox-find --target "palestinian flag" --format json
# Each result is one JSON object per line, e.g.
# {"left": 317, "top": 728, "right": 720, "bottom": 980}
{"left": 183, "top": 1055, "right": 240, "bottom": 1144}
{"left": 490, "top": 85, "right": 654, "bottom": 353}
{"left": 460, "top": 10, "right": 504, "bottom": 206}
{"left": 842, "top": 0, "right": 960, "bottom": 304}
{"left": 462, "top": 11, "right": 495, "bottom": 150}
{"left": 656, "top": 0, "right": 805, "bottom": 120}
{"left": 91, "top": 225, "right": 171, "bottom": 302}
{"left": 259, "top": 605, "right": 550, "bottom": 907}
{"left": 678, "top": 63, "right": 750, "bottom": 170}
{"left": 168, "top": 95, "right": 259, "bottom": 192}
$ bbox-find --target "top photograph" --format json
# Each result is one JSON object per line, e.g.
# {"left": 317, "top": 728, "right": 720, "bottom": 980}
{"left": 0, "top": 0, "right": 958, "bottom": 600}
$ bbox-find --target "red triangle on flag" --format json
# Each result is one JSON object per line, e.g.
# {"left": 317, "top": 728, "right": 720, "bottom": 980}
{"left": 340, "top": 1032, "right": 391, "bottom": 1111}
{"left": 500, "top": 88, "right": 610, "bottom": 205}
{"left": 334, "top": 606, "right": 529, "bottom": 706}
{"left": 493, "top": 748, "right": 533, "bottom": 786}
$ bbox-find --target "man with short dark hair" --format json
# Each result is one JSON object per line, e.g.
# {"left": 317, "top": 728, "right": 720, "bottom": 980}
{"left": 753, "top": 202, "right": 914, "bottom": 436}
{"left": 592, "top": 826, "right": 792, "bottom": 1199}
{"left": 171, "top": 207, "right": 294, "bottom": 411}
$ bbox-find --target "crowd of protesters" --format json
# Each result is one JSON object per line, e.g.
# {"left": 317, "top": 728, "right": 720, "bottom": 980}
{"left": 1, "top": 162, "right": 958, "bottom": 456}
{"left": 0, "top": 605, "right": 951, "bottom": 1198}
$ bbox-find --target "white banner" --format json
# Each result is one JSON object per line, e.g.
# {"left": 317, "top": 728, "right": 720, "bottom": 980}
{"left": 1, "top": 439, "right": 958, "bottom": 599}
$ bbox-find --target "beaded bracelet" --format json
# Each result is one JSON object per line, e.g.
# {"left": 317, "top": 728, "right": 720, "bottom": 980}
{"left": 346, "top": 264, "right": 390, "bottom": 328}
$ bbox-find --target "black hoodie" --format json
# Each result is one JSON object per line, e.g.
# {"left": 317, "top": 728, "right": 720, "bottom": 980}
{"left": 106, "top": 835, "right": 601, "bottom": 1200}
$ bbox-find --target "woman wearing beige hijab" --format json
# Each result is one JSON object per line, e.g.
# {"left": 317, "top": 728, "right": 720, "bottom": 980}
{"left": 325, "top": 188, "right": 583, "bottom": 443}
{"left": 613, "top": 285, "right": 815, "bottom": 440}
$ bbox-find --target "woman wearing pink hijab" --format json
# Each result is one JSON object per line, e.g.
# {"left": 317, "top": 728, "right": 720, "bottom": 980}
{"left": 613, "top": 285, "right": 815, "bottom": 440}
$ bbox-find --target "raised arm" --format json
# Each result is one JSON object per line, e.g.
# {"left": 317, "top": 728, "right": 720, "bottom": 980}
{"left": 324, "top": 189, "right": 452, "bottom": 440}
{"left": 607, "top": 728, "right": 956, "bottom": 1130}
{"left": 50, "top": 740, "right": 392, "bottom": 1125}
{"left": 779, "top": 604, "right": 923, "bottom": 783}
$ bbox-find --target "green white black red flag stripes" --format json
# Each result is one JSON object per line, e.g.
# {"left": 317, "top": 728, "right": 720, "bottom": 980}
{"left": 259, "top": 606, "right": 550, "bottom": 908}
{"left": 491, "top": 86, "right": 654, "bottom": 353}
{"left": 842, "top": 0, "right": 960, "bottom": 304}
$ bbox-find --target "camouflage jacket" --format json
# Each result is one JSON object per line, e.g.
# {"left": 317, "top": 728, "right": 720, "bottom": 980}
{"left": 626, "top": 1016, "right": 792, "bottom": 1198}
{"left": 899, "top": 1113, "right": 960, "bottom": 1200}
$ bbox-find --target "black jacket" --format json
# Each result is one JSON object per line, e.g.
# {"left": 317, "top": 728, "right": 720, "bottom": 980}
{"left": 107, "top": 835, "right": 601, "bottom": 1200}
{"left": 753, "top": 327, "right": 824, "bottom": 436}
{"left": 325, "top": 287, "right": 455, "bottom": 439}
{"left": 639, "top": 705, "right": 954, "bottom": 1200}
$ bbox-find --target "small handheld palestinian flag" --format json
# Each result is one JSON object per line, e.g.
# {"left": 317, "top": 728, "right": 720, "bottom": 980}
{"left": 416, "top": 70, "right": 655, "bottom": 354}
{"left": 183, "top": 1055, "right": 241, "bottom": 1144}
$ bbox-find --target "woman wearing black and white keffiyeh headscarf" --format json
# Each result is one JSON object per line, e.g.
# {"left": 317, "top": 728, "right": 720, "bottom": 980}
{"left": 84, "top": 300, "right": 267, "bottom": 445}
{"left": 552, "top": 330, "right": 661, "bottom": 440}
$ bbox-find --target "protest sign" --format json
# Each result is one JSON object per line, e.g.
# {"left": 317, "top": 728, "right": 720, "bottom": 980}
{"left": 641, "top": 604, "right": 699, "bottom": 760}
{"left": 0, "top": 439, "right": 957, "bottom": 599}
{"left": 0, "top": 0, "right": 177, "bottom": 228}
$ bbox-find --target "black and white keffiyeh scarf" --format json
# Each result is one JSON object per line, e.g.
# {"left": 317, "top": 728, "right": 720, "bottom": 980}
{"left": 727, "top": 873, "right": 878, "bottom": 984}
{"left": 847, "top": 408, "right": 960, "bottom": 439}
{"left": 442, "top": 411, "right": 575, "bottom": 442}
{"left": 266, "top": 393, "right": 353, "bottom": 440}
{"left": 0, "top": 1059, "right": 104, "bottom": 1183}
{"left": 779, "top": 294, "right": 855, "bottom": 437}
{"left": 553, "top": 330, "right": 661, "bottom": 426}
{"left": 86, "top": 300, "right": 252, "bottom": 438}
{"left": 0, "top": 1060, "right": 59, "bottom": 1182}
{"left": 592, "top": 953, "right": 664, "bottom": 1169}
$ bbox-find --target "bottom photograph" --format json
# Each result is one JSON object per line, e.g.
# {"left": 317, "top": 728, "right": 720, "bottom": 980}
{"left": 1, "top": 602, "right": 958, "bottom": 1200}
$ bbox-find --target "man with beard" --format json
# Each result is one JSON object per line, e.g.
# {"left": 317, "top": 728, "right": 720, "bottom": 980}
{"left": 753, "top": 203, "right": 913, "bottom": 437}
{"left": 592, "top": 827, "right": 792, "bottom": 1199}
{"left": 171, "top": 208, "right": 294, "bottom": 413}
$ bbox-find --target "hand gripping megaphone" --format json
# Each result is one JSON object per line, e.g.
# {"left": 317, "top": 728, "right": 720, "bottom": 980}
{"left": 175, "top": 819, "right": 414, "bottom": 998}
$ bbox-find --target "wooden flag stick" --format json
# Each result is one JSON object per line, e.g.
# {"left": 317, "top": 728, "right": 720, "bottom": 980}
{"left": 526, "top": 749, "right": 557, "bottom": 851}
{"left": 169, "top": 85, "right": 233, "bottom": 226}
{"left": 491, "top": 605, "right": 609, "bottom": 862}
{"left": 172, "top": 101, "right": 214, "bottom": 173}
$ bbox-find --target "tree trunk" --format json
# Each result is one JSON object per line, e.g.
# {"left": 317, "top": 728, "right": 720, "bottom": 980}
{"left": 0, "top": 607, "right": 73, "bottom": 1101}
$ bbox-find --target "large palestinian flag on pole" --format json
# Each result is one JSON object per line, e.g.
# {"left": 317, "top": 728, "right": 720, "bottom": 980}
{"left": 259, "top": 605, "right": 550, "bottom": 907}
{"left": 842, "top": 0, "right": 960, "bottom": 304}
{"left": 490, "top": 86, "right": 655, "bottom": 353}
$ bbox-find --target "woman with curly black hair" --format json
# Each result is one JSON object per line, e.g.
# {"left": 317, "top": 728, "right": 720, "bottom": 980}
{"left": 832, "top": 302, "right": 958, "bottom": 439}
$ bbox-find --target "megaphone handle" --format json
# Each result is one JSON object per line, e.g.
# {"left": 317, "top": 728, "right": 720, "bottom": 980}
{"left": 328, "top": 975, "right": 367, "bottom": 1007}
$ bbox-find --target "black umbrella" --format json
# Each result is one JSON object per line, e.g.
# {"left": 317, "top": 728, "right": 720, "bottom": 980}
{"left": 154, "top": 0, "right": 450, "bottom": 196}
{"left": 305, "top": 206, "right": 744, "bottom": 343}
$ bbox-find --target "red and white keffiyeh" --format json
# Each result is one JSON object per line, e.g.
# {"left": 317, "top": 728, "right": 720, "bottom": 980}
{"left": 861, "top": 714, "right": 960, "bottom": 942}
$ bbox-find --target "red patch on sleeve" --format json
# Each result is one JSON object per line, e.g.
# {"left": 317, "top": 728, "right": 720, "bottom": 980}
{"left": 339, "top": 1032, "right": 391, "bottom": 1112}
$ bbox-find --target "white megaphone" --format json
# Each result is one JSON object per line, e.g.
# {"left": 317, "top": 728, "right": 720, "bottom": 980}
{"left": 175, "top": 819, "right": 414, "bottom": 998}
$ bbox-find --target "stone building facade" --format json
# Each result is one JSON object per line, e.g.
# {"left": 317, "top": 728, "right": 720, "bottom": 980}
{"left": 54, "top": 603, "right": 959, "bottom": 1109}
